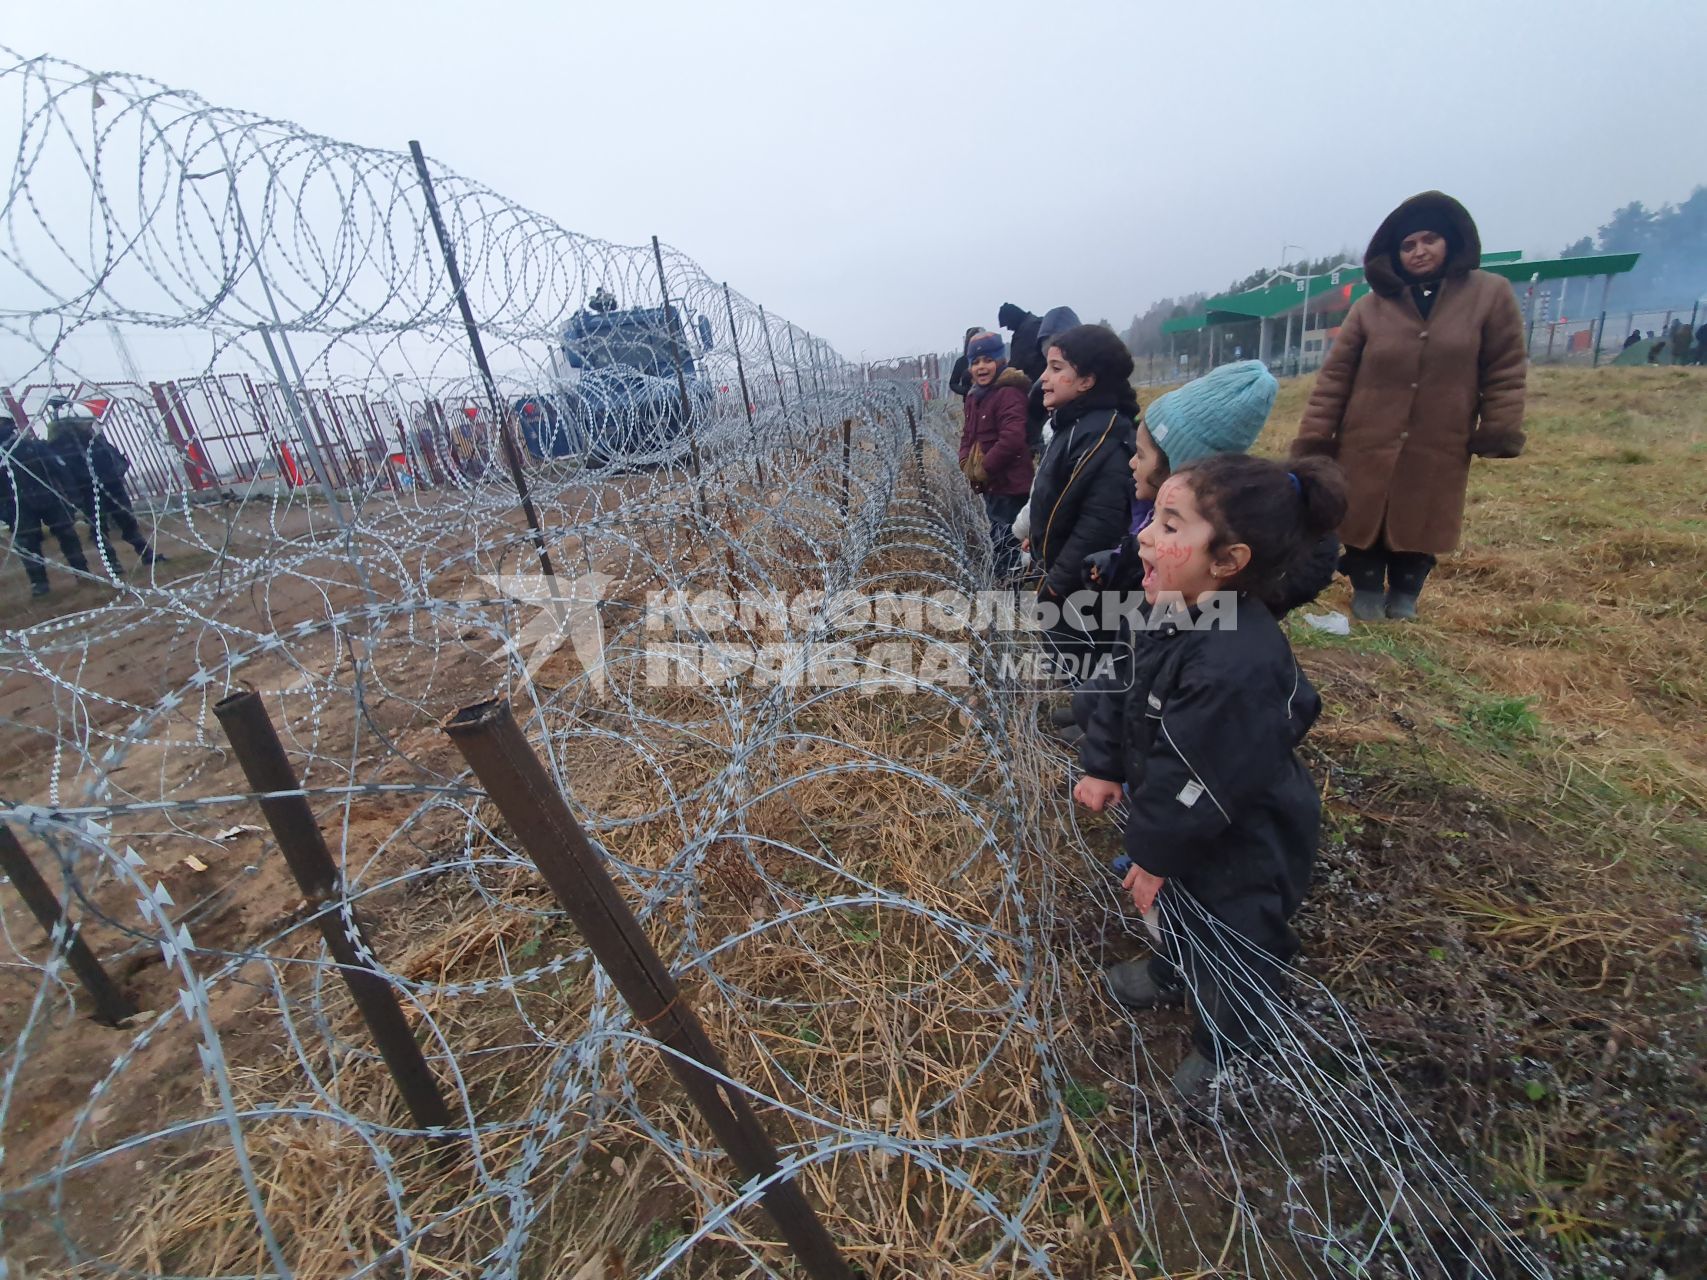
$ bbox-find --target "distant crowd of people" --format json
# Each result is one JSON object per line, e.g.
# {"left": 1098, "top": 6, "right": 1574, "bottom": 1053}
{"left": 954, "top": 191, "right": 1538, "bottom": 1104}
{"left": 1, "top": 398, "right": 163, "bottom": 598}
{"left": 1622, "top": 317, "right": 1706, "bottom": 364}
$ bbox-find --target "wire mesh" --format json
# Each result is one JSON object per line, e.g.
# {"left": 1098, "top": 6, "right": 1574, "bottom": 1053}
{"left": 0, "top": 47, "right": 1551, "bottom": 1279}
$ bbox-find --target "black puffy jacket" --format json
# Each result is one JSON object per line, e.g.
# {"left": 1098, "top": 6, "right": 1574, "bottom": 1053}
{"left": 949, "top": 355, "right": 973, "bottom": 398}
{"left": 1, "top": 432, "right": 75, "bottom": 520}
{"left": 1078, "top": 593, "right": 1321, "bottom": 953}
{"left": 1028, "top": 390, "right": 1137, "bottom": 599}
{"left": 48, "top": 424, "right": 130, "bottom": 507}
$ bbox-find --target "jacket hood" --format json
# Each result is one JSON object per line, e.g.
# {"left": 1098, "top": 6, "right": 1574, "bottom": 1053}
{"left": 994, "top": 366, "right": 1031, "bottom": 392}
{"left": 48, "top": 418, "right": 96, "bottom": 444}
{"left": 998, "top": 303, "right": 1036, "bottom": 331}
{"left": 1364, "top": 191, "right": 1481, "bottom": 296}
{"left": 1036, "top": 306, "right": 1081, "bottom": 350}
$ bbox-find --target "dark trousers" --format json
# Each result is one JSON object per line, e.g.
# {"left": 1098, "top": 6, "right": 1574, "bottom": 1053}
{"left": 77, "top": 479, "right": 149, "bottom": 572}
{"left": 983, "top": 492, "right": 1025, "bottom": 585}
{"left": 8, "top": 500, "right": 89, "bottom": 589}
{"left": 1341, "top": 535, "right": 1436, "bottom": 597}
{"left": 1150, "top": 890, "right": 1297, "bottom": 1062}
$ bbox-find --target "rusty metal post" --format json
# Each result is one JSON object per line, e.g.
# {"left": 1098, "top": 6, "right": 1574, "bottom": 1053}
{"left": 0, "top": 825, "right": 136, "bottom": 1026}
{"left": 905, "top": 405, "right": 926, "bottom": 490}
{"left": 408, "top": 140, "right": 557, "bottom": 584}
{"left": 441, "top": 700, "right": 853, "bottom": 1280}
{"left": 840, "top": 417, "right": 852, "bottom": 515}
{"left": 213, "top": 689, "right": 455, "bottom": 1133}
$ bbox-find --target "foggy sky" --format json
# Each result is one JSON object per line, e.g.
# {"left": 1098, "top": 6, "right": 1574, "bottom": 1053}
{"left": 7, "top": 0, "right": 1705, "bottom": 360}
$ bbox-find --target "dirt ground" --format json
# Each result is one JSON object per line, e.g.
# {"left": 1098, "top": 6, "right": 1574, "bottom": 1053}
{"left": 1, "top": 374, "right": 1703, "bottom": 1278}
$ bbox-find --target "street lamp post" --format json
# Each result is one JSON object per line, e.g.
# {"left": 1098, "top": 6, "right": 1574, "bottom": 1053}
{"left": 1281, "top": 243, "right": 1304, "bottom": 374}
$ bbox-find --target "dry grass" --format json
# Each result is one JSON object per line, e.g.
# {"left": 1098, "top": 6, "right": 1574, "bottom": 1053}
{"left": 6, "top": 371, "right": 1705, "bottom": 1277}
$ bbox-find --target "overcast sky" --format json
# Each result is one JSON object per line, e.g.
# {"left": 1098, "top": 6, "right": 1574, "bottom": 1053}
{"left": 6, "top": 0, "right": 1705, "bottom": 359}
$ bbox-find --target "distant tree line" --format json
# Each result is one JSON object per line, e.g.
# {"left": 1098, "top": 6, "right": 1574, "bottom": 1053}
{"left": 1560, "top": 186, "right": 1707, "bottom": 311}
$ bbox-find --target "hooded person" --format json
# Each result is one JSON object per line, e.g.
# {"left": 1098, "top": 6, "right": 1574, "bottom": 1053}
{"left": 957, "top": 330, "right": 1033, "bottom": 582}
{"left": 1290, "top": 191, "right": 1527, "bottom": 622}
{"left": 1023, "top": 306, "right": 1082, "bottom": 456}
{"left": 1, "top": 415, "right": 90, "bottom": 597}
{"left": 1669, "top": 319, "right": 1694, "bottom": 364}
{"left": 999, "top": 303, "right": 1046, "bottom": 381}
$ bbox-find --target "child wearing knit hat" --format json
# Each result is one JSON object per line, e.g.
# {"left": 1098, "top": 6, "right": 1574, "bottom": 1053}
{"left": 1084, "top": 361, "right": 1280, "bottom": 592}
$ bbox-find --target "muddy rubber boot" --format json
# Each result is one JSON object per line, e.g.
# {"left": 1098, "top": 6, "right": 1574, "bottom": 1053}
{"left": 30, "top": 581, "right": 50, "bottom": 598}
{"left": 1385, "top": 592, "right": 1419, "bottom": 621}
{"left": 1171, "top": 1049, "right": 1221, "bottom": 1108}
{"left": 1351, "top": 590, "right": 1387, "bottom": 622}
{"left": 1048, "top": 702, "right": 1079, "bottom": 728}
{"left": 1104, "top": 958, "right": 1186, "bottom": 1010}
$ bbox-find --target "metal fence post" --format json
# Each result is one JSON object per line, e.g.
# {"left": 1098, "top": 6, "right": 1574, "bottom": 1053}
{"left": 441, "top": 700, "right": 853, "bottom": 1280}
{"left": 649, "top": 237, "right": 709, "bottom": 512}
{"left": 840, "top": 417, "right": 852, "bottom": 514}
{"left": 408, "top": 141, "right": 557, "bottom": 585}
{"left": 213, "top": 689, "right": 455, "bottom": 1133}
{"left": 0, "top": 825, "right": 136, "bottom": 1026}
{"left": 721, "top": 283, "right": 764, "bottom": 487}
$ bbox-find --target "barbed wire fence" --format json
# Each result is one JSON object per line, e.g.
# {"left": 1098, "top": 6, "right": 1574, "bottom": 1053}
{"left": 0, "top": 47, "right": 1555, "bottom": 1280}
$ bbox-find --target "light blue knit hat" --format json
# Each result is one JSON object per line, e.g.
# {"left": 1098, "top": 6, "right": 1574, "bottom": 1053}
{"left": 1144, "top": 360, "right": 1279, "bottom": 468}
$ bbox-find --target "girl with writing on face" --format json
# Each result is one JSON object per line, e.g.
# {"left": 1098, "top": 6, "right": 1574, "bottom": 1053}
{"left": 1071, "top": 454, "right": 1347, "bottom": 1106}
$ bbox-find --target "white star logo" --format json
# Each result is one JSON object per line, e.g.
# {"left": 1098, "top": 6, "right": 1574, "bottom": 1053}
{"left": 474, "top": 569, "right": 614, "bottom": 687}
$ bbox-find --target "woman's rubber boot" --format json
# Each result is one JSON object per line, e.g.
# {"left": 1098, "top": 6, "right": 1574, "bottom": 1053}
{"left": 1048, "top": 702, "right": 1079, "bottom": 729}
{"left": 1104, "top": 958, "right": 1185, "bottom": 1010}
{"left": 1385, "top": 592, "right": 1419, "bottom": 621}
{"left": 1351, "top": 590, "right": 1387, "bottom": 622}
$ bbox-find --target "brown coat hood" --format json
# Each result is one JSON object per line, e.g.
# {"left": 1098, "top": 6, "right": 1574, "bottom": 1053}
{"left": 1364, "top": 191, "right": 1482, "bottom": 296}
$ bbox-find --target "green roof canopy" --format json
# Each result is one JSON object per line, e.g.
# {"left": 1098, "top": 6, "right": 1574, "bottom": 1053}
{"left": 1166, "top": 251, "right": 1641, "bottom": 333}
{"left": 1480, "top": 252, "right": 1640, "bottom": 284}
{"left": 1161, "top": 313, "right": 1207, "bottom": 335}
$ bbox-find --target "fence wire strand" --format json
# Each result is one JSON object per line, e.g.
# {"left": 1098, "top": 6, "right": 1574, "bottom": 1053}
{"left": 0, "top": 48, "right": 1549, "bottom": 1280}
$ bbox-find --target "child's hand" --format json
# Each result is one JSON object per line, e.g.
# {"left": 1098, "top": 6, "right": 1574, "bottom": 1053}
{"left": 1074, "top": 776, "right": 1123, "bottom": 812}
{"left": 1123, "top": 864, "right": 1165, "bottom": 914}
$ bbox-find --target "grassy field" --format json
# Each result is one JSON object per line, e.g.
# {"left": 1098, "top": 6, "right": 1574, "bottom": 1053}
{"left": 1267, "top": 364, "right": 1706, "bottom": 1273}
{"left": 2, "top": 365, "right": 1701, "bottom": 1278}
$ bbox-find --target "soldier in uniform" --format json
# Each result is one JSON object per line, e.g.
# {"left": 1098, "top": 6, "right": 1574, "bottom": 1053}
{"left": 43, "top": 398, "right": 164, "bottom": 576}
{"left": 1, "top": 414, "right": 90, "bottom": 597}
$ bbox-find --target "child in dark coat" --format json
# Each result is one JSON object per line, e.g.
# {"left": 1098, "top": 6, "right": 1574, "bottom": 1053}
{"left": 957, "top": 331, "right": 1032, "bottom": 583}
{"left": 1072, "top": 454, "right": 1347, "bottom": 1103}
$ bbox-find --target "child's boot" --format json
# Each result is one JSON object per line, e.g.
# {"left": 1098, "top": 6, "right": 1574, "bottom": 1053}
{"left": 1350, "top": 590, "right": 1387, "bottom": 622}
{"left": 1170, "top": 1049, "right": 1221, "bottom": 1106}
{"left": 1104, "top": 958, "right": 1185, "bottom": 1010}
{"left": 1384, "top": 591, "right": 1419, "bottom": 621}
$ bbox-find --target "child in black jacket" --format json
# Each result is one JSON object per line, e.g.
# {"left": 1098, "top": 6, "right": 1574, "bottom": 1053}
{"left": 1072, "top": 454, "right": 1347, "bottom": 1103}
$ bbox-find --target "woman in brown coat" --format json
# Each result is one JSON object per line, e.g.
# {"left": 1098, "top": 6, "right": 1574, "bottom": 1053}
{"left": 1291, "top": 191, "right": 1527, "bottom": 620}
